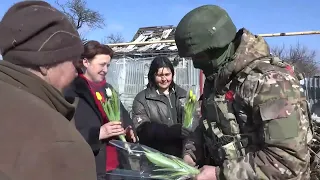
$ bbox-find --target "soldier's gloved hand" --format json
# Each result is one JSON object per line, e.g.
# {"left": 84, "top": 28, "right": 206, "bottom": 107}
{"left": 169, "top": 124, "right": 191, "bottom": 139}
{"left": 183, "top": 141, "right": 197, "bottom": 166}
{"left": 184, "top": 141, "right": 196, "bottom": 152}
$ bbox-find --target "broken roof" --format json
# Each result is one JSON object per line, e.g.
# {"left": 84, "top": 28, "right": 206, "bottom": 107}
{"left": 112, "top": 25, "right": 178, "bottom": 57}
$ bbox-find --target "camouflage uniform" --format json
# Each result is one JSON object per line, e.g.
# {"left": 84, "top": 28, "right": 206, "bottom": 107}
{"left": 175, "top": 5, "right": 313, "bottom": 180}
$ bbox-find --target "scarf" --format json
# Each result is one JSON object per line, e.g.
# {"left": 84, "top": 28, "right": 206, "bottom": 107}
{"left": 193, "top": 42, "right": 235, "bottom": 79}
{"left": 0, "top": 60, "right": 76, "bottom": 120}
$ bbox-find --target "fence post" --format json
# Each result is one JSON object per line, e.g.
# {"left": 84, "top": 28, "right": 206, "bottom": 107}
{"left": 199, "top": 70, "right": 204, "bottom": 95}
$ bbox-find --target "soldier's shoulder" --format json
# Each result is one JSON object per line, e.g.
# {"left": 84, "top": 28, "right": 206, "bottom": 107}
{"left": 243, "top": 60, "right": 299, "bottom": 85}
{"left": 235, "top": 62, "right": 301, "bottom": 105}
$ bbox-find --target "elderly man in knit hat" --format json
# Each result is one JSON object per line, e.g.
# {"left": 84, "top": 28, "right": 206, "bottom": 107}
{"left": 0, "top": 1, "right": 96, "bottom": 180}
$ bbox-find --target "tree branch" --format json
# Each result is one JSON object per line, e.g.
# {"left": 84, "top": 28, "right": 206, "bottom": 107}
{"left": 55, "top": 0, "right": 105, "bottom": 38}
{"left": 271, "top": 42, "right": 319, "bottom": 77}
{"left": 103, "top": 33, "right": 125, "bottom": 44}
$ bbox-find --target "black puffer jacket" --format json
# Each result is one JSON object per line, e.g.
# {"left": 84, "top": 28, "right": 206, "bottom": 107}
{"left": 132, "top": 85, "right": 188, "bottom": 157}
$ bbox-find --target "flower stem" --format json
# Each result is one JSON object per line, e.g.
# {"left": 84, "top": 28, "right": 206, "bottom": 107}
{"left": 119, "top": 134, "right": 127, "bottom": 142}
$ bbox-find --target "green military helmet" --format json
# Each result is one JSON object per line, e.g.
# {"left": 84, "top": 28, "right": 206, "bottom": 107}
{"left": 175, "top": 5, "right": 237, "bottom": 57}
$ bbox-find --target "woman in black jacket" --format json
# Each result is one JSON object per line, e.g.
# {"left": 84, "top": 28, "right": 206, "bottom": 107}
{"left": 132, "top": 56, "right": 190, "bottom": 158}
{"left": 64, "top": 41, "right": 136, "bottom": 180}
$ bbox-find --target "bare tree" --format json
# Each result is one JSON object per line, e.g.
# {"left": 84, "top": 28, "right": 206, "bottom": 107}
{"left": 56, "top": 0, "right": 105, "bottom": 41}
{"left": 271, "top": 42, "right": 319, "bottom": 77}
{"left": 102, "top": 33, "right": 125, "bottom": 44}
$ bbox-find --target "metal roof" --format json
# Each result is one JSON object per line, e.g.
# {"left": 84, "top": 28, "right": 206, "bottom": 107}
{"left": 112, "top": 25, "right": 178, "bottom": 55}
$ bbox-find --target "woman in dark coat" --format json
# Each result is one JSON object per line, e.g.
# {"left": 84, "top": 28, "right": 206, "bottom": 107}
{"left": 64, "top": 40, "right": 136, "bottom": 180}
{"left": 132, "top": 56, "right": 190, "bottom": 158}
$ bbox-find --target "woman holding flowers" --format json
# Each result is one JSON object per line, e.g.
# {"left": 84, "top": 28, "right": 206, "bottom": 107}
{"left": 132, "top": 56, "right": 190, "bottom": 158}
{"left": 64, "top": 40, "right": 136, "bottom": 180}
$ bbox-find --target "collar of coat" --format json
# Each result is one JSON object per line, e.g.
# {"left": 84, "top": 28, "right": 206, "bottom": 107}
{"left": 214, "top": 28, "right": 271, "bottom": 94}
{"left": 145, "top": 84, "right": 187, "bottom": 101}
{"left": 0, "top": 60, "right": 77, "bottom": 120}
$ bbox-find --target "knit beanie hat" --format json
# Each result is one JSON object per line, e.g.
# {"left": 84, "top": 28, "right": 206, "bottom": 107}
{"left": 0, "top": 1, "right": 83, "bottom": 66}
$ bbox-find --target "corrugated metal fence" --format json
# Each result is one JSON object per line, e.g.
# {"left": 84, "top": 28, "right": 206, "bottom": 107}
{"left": 106, "top": 57, "right": 201, "bottom": 113}
{"left": 301, "top": 76, "right": 320, "bottom": 106}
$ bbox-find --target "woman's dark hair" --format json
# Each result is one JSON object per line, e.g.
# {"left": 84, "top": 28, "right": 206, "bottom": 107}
{"left": 147, "top": 56, "right": 175, "bottom": 89}
{"left": 76, "top": 40, "right": 114, "bottom": 73}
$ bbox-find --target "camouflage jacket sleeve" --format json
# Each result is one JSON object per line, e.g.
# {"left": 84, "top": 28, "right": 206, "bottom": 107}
{"left": 219, "top": 70, "right": 311, "bottom": 180}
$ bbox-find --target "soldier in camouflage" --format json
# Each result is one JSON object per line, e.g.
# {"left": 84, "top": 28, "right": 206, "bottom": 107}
{"left": 174, "top": 5, "right": 313, "bottom": 180}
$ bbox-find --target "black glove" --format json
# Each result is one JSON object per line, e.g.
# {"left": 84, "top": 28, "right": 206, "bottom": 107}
{"left": 169, "top": 124, "right": 191, "bottom": 139}
{"left": 138, "top": 122, "right": 191, "bottom": 141}
{"left": 183, "top": 141, "right": 197, "bottom": 160}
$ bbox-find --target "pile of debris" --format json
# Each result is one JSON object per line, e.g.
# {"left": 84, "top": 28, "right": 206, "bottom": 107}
{"left": 310, "top": 117, "right": 320, "bottom": 179}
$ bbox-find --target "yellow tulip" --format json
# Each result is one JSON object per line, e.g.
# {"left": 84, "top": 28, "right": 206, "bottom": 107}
{"left": 95, "top": 92, "right": 103, "bottom": 101}
{"left": 192, "top": 94, "right": 197, "bottom": 102}
{"left": 189, "top": 90, "right": 193, "bottom": 98}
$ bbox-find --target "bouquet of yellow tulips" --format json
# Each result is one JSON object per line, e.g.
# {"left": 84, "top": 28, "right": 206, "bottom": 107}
{"left": 109, "top": 140, "right": 200, "bottom": 180}
{"left": 182, "top": 89, "right": 198, "bottom": 131}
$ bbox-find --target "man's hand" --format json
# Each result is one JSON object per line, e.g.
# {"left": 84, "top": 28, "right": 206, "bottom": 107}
{"left": 194, "top": 165, "right": 217, "bottom": 180}
{"left": 183, "top": 154, "right": 196, "bottom": 166}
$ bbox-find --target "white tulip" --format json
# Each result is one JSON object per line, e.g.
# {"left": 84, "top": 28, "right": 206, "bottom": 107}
{"left": 105, "top": 88, "right": 112, "bottom": 97}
